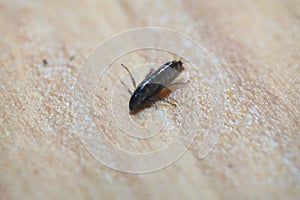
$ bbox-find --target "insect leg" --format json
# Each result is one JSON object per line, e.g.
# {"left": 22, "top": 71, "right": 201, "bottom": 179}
{"left": 121, "top": 64, "right": 136, "bottom": 88}
{"left": 145, "top": 68, "right": 155, "bottom": 79}
{"left": 148, "top": 97, "right": 177, "bottom": 107}
{"left": 120, "top": 80, "right": 133, "bottom": 95}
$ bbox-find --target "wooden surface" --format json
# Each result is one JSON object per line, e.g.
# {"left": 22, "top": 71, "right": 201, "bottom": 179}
{"left": 0, "top": 0, "right": 299, "bottom": 199}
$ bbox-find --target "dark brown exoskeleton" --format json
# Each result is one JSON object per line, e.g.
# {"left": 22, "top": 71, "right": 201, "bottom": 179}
{"left": 121, "top": 60, "right": 185, "bottom": 112}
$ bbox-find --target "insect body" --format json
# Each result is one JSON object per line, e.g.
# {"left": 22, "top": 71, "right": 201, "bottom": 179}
{"left": 122, "top": 60, "right": 184, "bottom": 112}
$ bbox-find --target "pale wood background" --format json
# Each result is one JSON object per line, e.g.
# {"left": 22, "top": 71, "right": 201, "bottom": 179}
{"left": 0, "top": 0, "right": 299, "bottom": 199}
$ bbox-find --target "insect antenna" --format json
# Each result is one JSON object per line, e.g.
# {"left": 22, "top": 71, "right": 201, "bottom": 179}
{"left": 178, "top": 57, "right": 191, "bottom": 64}
{"left": 121, "top": 64, "right": 136, "bottom": 89}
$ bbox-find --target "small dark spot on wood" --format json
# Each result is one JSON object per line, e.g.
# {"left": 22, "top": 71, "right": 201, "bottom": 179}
{"left": 42, "top": 59, "right": 48, "bottom": 65}
{"left": 34, "top": 169, "right": 39, "bottom": 175}
{"left": 228, "top": 164, "right": 233, "bottom": 168}
{"left": 70, "top": 55, "right": 76, "bottom": 61}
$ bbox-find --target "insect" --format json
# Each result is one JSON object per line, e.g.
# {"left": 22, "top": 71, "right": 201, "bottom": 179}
{"left": 42, "top": 59, "right": 48, "bottom": 65}
{"left": 121, "top": 60, "right": 185, "bottom": 112}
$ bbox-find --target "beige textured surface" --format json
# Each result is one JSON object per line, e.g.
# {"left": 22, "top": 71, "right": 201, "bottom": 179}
{"left": 0, "top": 0, "right": 299, "bottom": 199}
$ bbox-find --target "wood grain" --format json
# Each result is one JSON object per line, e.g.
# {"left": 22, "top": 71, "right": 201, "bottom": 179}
{"left": 0, "top": 0, "right": 299, "bottom": 199}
